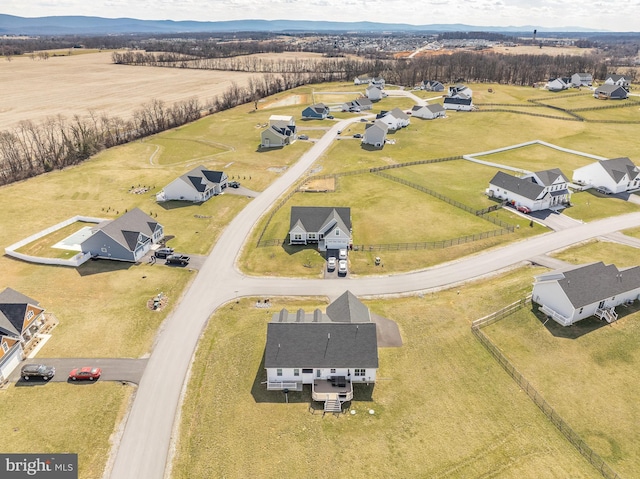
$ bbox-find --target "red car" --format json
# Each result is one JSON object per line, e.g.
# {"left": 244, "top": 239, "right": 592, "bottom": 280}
{"left": 516, "top": 205, "right": 531, "bottom": 214}
{"left": 69, "top": 367, "right": 102, "bottom": 381}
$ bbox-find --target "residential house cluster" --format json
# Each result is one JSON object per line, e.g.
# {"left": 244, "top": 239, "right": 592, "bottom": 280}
{"left": 545, "top": 73, "right": 629, "bottom": 99}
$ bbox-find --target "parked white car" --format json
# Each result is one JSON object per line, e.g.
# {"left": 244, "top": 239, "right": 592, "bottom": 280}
{"left": 339, "top": 249, "right": 348, "bottom": 260}
{"left": 327, "top": 257, "right": 336, "bottom": 271}
{"left": 338, "top": 260, "right": 348, "bottom": 276}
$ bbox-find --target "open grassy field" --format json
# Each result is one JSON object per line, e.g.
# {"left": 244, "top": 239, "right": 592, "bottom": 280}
{"left": 483, "top": 304, "right": 640, "bottom": 478}
{"left": 241, "top": 172, "right": 547, "bottom": 277}
{"left": 578, "top": 103, "right": 640, "bottom": 122}
{"left": 551, "top": 238, "right": 640, "bottom": 267}
{"left": 15, "top": 221, "right": 94, "bottom": 259}
{"left": 564, "top": 190, "right": 639, "bottom": 222}
{"left": 0, "top": 383, "right": 132, "bottom": 479}
{"left": 0, "top": 51, "right": 262, "bottom": 131}
{"left": 172, "top": 267, "right": 600, "bottom": 479}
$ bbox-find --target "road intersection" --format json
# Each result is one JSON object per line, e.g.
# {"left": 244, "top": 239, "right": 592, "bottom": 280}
{"left": 109, "top": 113, "right": 640, "bottom": 479}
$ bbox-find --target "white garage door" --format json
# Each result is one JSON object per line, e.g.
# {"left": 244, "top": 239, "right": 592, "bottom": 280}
{"left": 0, "top": 348, "right": 22, "bottom": 381}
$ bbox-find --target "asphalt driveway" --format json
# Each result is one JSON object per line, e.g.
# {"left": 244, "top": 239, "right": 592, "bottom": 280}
{"left": 10, "top": 358, "right": 148, "bottom": 385}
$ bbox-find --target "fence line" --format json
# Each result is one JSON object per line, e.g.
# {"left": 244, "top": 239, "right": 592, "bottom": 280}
{"left": 472, "top": 297, "right": 623, "bottom": 479}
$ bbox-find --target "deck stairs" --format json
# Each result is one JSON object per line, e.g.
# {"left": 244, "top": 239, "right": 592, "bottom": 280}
{"left": 595, "top": 307, "right": 618, "bottom": 323}
{"left": 324, "top": 399, "right": 342, "bottom": 413}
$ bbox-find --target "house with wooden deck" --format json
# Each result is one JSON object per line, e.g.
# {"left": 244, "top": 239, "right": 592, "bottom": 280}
{"left": 0, "top": 288, "right": 47, "bottom": 382}
{"left": 80, "top": 208, "right": 164, "bottom": 262}
{"left": 288, "top": 206, "right": 351, "bottom": 251}
{"left": 264, "top": 291, "right": 378, "bottom": 412}
{"left": 532, "top": 262, "right": 640, "bottom": 326}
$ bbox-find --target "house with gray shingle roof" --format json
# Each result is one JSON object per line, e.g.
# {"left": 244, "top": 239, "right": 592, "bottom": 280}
{"left": 573, "top": 157, "right": 640, "bottom": 194}
{"left": 362, "top": 120, "right": 388, "bottom": 148}
{"left": 289, "top": 206, "right": 351, "bottom": 251}
{"left": 571, "top": 72, "right": 593, "bottom": 87}
{"left": 420, "top": 80, "right": 444, "bottom": 92}
{"left": 80, "top": 208, "right": 164, "bottom": 262}
{"left": 265, "top": 291, "right": 378, "bottom": 411}
{"left": 487, "top": 168, "right": 571, "bottom": 212}
{"left": 0, "top": 288, "right": 46, "bottom": 381}
{"left": 443, "top": 97, "right": 473, "bottom": 111}
{"left": 377, "top": 107, "right": 410, "bottom": 130}
{"left": 594, "top": 84, "right": 628, "bottom": 100}
{"left": 532, "top": 262, "right": 640, "bottom": 326}
{"left": 261, "top": 115, "right": 296, "bottom": 148}
{"left": 301, "top": 103, "right": 329, "bottom": 120}
{"left": 411, "top": 103, "right": 446, "bottom": 120}
{"left": 157, "top": 165, "right": 227, "bottom": 203}
{"left": 604, "top": 74, "right": 630, "bottom": 89}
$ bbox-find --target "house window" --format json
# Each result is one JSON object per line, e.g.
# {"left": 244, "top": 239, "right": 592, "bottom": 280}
{"left": 277, "top": 369, "right": 282, "bottom": 377}
{"left": 354, "top": 369, "right": 365, "bottom": 376}
{"left": 302, "top": 368, "right": 312, "bottom": 374}
{"left": 316, "top": 369, "right": 321, "bottom": 378}
{"left": 1, "top": 342, "right": 8, "bottom": 353}
{"left": 293, "top": 234, "right": 302, "bottom": 240}
{"left": 26, "top": 310, "right": 34, "bottom": 321}
{"left": 308, "top": 233, "right": 316, "bottom": 239}
{"left": 330, "top": 369, "right": 336, "bottom": 373}
{"left": 579, "top": 307, "right": 583, "bottom": 314}
{"left": 319, "top": 233, "right": 324, "bottom": 239}
{"left": 294, "top": 369, "right": 300, "bottom": 377}
{"left": 335, "top": 230, "right": 340, "bottom": 236}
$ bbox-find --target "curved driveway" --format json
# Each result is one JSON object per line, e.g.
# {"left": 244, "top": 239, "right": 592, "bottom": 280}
{"left": 110, "top": 116, "right": 640, "bottom": 479}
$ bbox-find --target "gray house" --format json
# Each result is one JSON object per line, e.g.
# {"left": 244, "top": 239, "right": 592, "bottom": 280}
{"left": 421, "top": 80, "right": 444, "bottom": 91}
{"left": 411, "top": 104, "right": 446, "bottom": 120}
{"left": 289, "top": 206, "right": 351, "bottom": 251}
{"left": 301, "top": 103, "right": 329, "bottom": 120}
{"left": 265, "top": 291, "right": 378, "bottom": 412}
{"left": 571, "top": 72, "right": 593, "bottom": 87}
{"left": 81, "top": 208, "right": 164, "bottom": 262}
{"left": 594, "top": 84, "right": 628, "bottom": 100}
{"left": 362, "top": 120, "right": 388, "bottom": 148}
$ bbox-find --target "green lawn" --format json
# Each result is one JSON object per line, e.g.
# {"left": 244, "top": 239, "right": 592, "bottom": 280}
{"left": 474, "top": 142, "right": 595, "bottom": 173}
{"left": 563, "top": 190, "right": 639, "bottom": 222}
{"left": 16, "top": 221, "right": 95, "bottom": 259}
{"left": 551, "top": 239, "right": 640, "bottom": 267}
{"left": 484, "top": 304, "right": 640, "bottom": 478}
{"left": 172, "top": 267, "right": 600, "bottom": 479}
{"left": 532, "top": 91, "right": 596, "bottom": 110}
{"left": 0, "top": 383, "right": 132, "bottom": 479}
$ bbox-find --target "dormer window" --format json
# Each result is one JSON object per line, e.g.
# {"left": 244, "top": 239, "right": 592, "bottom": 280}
{"left": 335, "top": 230, "right": 340, "bottom": 235}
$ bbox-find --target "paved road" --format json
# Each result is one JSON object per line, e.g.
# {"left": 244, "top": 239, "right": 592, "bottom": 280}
{"left": 12, "top": 358, "right": 147, "bottom": 384}
{"left": 109, "top": 110, "right": 640, "bottom": 479}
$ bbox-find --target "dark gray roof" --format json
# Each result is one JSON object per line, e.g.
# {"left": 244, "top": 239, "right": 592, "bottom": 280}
{"left": 289, "top": 206, "right": 351, "bottom": 233}
{"left": 489, "top": 171, "right": 544, "bottom": 200}
{"left": 326, "top": 291, "right": 371, "bottom": 323}
{"left": 607, "top": 74, "right": 626, "bottom": 82}
{"left": 180, "top": 165, "right": 225, "bottom": 192}
{"left": 365, "top": 120, "right": 389, "bottom": 133}
{"left": 598, "top": 157, "right": 640, "bottom": 183}
{"left": 0, "top": 287, "right": 39, "bottom": 337}
{"left": 533, "top": 168, "right": 569, "bottom": 186}
{"left": 595, "top": 84, "right": 627, "bottom": 97}
{"left": 92, "top": 208, "right": 160, "bottom": 252}
{"left": 355, "top": 98, "right": 373, "bottom": 107}
{"left": 265, "top": 322, "right": 378, "bottom": 368}
{"left": 444, "top": 97, "right": 472, "bottom": 105}
{"left": 389, "top": 107, "right": 409, "bottom": 120}
{"left": 426, "top": 104, "right": 445, "bottom": 113}
{"left": 541, "top": 262, "right": 640, "bottom": 308}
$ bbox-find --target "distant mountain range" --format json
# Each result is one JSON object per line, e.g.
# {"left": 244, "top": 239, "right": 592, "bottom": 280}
{"left": 0, "top": 14, "right": 609, "bottom": 36}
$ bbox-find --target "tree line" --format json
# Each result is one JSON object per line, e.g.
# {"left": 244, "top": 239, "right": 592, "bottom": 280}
{"left": 0, "top": 98, "right": 202, "bottom": 186}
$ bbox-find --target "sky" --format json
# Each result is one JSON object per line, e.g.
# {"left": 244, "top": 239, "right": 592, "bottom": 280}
{"left": 2, "top": 0, "right": 639, "bottom": 32}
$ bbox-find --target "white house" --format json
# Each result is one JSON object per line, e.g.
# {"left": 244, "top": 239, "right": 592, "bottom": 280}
{"left": 411, "top": 104, "right": 446, "bottom": 120}
{"left": 365, "top": 85, "right": 384, "bottom": 101}
{"left": 604, "top": 74, "right": 630, "bottom": 89}
{"left": 532, "top": 262, "right": 640, "bottom": 326}
{"left": 487, "top": 168, "right": 571, "bottom": 212}
{"left": 261, "top": 115, "right": 296, "bottom": 148}
{"left": 545, "top": 77, "right": 571, "bottom": 92}
{"left": 80, "top": 208, "right": 164, "bottom": 262}
{"left": 264, "top": 291, "right": 378, "bottom": 412}
{"left": 362, "top": 120, "right": 388, "bottom": 148}
{"left": 289, "top": 206, "right": 351, "bottom": 251}
{"left": 377, "top": 107, "right": 410, "bottom": 130}
{"left": 0, "top": 288, "right": 47, "bottom": 382}
{"left": 157, "top": 165, "right": 227, "bottom": 203}
{"left": 354, "top": 76, "right": 372, "bottom": 85}
{"left": 447, "top": 84, "right": 472, "bottom": 99}
{"left": 573, "top": 157, "right": 640, "bottom": 194}
{"left": 571, "top": 72, "right": 593, "bottom": 87}
{"left": 443, "top": 97, "right": 473, "bottom": 111}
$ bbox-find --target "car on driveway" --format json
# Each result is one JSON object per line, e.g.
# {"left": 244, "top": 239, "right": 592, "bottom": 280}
{"left": 21, "top": 364, "right": 55, "bottom": 381}
{"left": 155, "top": 247, "right": 174, "bottom": 259}
{"left": 596, "top": 186, "right": 612, "bottom": 195}
{"left": 327, "top": 115, "right": 334, "bottom": 119}
{"left": 298, "top": 134, "right": 309, "bottom": 140}
{"left": 229, "top": 181, "right": 241, "bottom": 188}
{"left": 338, "top": 260, "right": 348, "bottom": 276}
{"left": 327, "top": 256, "right": 336, "bottom": 271}
{"left": 69, "top": 367, "right": 102, "bottom": 381}
{"left": 353, "top": 133, "right": 362, "bottom": 139}
{"left": 339, "top": 248, "right": 348, "bottom": 260}
{"left": 166, "top": 254, "right": 190, "bottom": 266}
{"left": 516, "top": 205, "right": 531, "bottom": 214}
